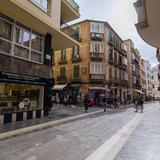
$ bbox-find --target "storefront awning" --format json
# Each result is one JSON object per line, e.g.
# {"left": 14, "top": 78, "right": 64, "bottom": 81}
{"left": 134, "top": 89, "right": 144, "bottom": 94}
{"left": 52, "top": 84, "right": 67, "bottom": 90}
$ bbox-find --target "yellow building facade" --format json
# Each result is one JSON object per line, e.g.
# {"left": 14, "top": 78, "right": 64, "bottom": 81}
{"left": 53, "top": 20, "right": 130, "bottom": 103}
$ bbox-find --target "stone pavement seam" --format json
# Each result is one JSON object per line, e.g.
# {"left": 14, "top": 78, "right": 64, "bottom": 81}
{"left": 0, "top": 110, "right": 103, "bottom": 140}
{"left": 85, "top": 113, "right": 145, "bottom": 160}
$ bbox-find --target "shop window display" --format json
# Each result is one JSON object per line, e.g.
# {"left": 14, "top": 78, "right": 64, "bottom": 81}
{"left": 0, "top": 83, "right": 44, "bottom": 114}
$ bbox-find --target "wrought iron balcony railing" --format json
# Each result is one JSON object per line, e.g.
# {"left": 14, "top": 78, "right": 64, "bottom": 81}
{"left": 90, "top": 32, "right": 104, "bottom": 41}
{"left": 57, "top": 76, "right": 67, "bottom": 82}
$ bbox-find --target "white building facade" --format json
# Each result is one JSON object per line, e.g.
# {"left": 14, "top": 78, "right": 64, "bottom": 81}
{"left": 152, "top": 65, "right": 160, "bottom": 98}
{"left": 144, "top": 61, "right": 153, "bottom": 97}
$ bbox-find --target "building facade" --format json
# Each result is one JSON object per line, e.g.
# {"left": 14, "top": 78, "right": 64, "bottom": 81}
{"left": 124, "top": 39, "right": 142, "bottom": 101}
{"left": 140, "top": 59, "right": 147, "bottom": 99}
{"left": 144, "top": 60, "right": 153, "bottom": 98}
{"left": 0, "top": 0, "right": 80, "bottom": 124}
{"left": 53, "top": 20, "right": 129, "bottom": 103}
{"left": 152, "top": 65, "right": 160, "bottom": 98}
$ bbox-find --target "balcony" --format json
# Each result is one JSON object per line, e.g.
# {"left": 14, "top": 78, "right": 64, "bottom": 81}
{"left": 72, "top": 57, "right": 81, "bottom": 62}
{"left": 61, "top": 0, "right": 80, "bottom": 23}
{"left": 72, "top": 77, "right": 81, "bottom": 84}
{"left": 156, "top": 49, "right": 160, "bottom": 63}
{"left": 61, "top": 23, "right": 81, "bottom": 42}
{"left": 57, "top": 76, "right": 67, "bottom": 83}
{"left": 132, "top": 71, "right": 140, "bottom": 78}
{"left": 133, "top": 83, "right": 142, "bottom": 89}
{"left": 120, "top": 80, "right": 128, "bottom": 86}
{"left": 114, "top": 61, "right": 119, "bottom": 67}
{"left": 0, "top": 0, "right": 80, "bottom": 51}
{"left": 109, "top": 39, "right": 125, "bottom": 54}
{"left": 134, "top": 0, "right": 160, "bottom": 49}
{"left": 59, "top": 60, "right": 67, "bottom": 65}
{"left": 109, "top": 59, "right": 114, "bottom": 65}
{"left": 91, "top": 53, "right": 103, "bottom": 61}
{"left": 90, "top": 33, "right": 104, "bottom": 41}
{"left": 119, "top": 64, "right": 127, "bottom": 70}
{"left": 106, "top": 78, "right": 120, "bottom": 85}
{"left": 90, "top": 74, "right": 104, "bottom": 83}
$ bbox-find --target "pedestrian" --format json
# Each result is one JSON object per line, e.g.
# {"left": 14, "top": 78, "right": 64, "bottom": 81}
{"left": 134, "top": 97, "right": 139, "bottom": 112}
{"left": 102, "top": 94, "right": 107, "bottom": 112}
{"left": 83, "top": 93, "right": 89, "bottom": 113}
{"left": 64, "top": 93, "right": 68, "bottom": 106}
{"left": 139, "top": 95, "right": 144, "bottom": 113}
{"left": 55, "top": 93, "right": 60, "bottom": 106}
{"left": 123, "top": 97, "right": 127, "bottom": 110}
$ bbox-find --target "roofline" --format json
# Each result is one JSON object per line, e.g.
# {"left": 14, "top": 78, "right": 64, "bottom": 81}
{"left": 70, "top": 19, "right": 125, "bottom": 42}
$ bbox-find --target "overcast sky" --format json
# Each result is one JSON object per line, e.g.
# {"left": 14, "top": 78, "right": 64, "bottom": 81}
{"left": 73, "top": 0, "right": 158, "bottom": 67}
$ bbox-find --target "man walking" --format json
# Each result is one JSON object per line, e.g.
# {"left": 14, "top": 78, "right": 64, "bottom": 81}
{"left": 139, "top": 95, "right": 144, "bottom": 113}
{"left": 83, "top": 93, "right": 89, "bottom": 113}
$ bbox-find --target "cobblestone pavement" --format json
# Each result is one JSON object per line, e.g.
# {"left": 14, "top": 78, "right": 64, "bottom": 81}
{"left": 0, "top": 103, "right": 157, "bottom": 160}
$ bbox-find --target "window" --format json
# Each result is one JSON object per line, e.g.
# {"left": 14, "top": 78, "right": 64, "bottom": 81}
{"left": 90, "top": 42, "right": 104, "bottom": 53}
{"left": 0, "top": 19, "right": 13, "bottom": 40}
{"left": 109, "top": 48, "right": 113, "bottom": 61}
{"left": 0, "top": 16, "right": 44, "bottom": 64}
{"left": 60, "top": 67, "right": 66, "bottom": 77}
{"left": 73, "top": 65, "right": 80, "bottom": 79}
{"left": 0, "top": 18, "right": 13, "bottom": 54}
{"left": 61, "top": 49, "right": 66, "bottom": 61}
{"left": 115, "top": 69, "right": 117, "bottom": 80}
{"left": 119, "top": 71, "right": 121, "bottom": 80}
{"left": 114, "top": 51, "right": 117, "bottom": 64}
{"left": 72, "top": 46, "right": 80, "bottom": 59}
{"left": 0, "top": 83, "right": 44, "bottom": 114}
{"left": 15, "top": 27, "right": 30, "bottom": 47}
{"left": 31, "top": 0, "right": 48, "bottom": 12}
{"left": 90, "top": 22, "right": 104, "bottom": 33}
{"left": 109, "top": 67, "right": 112, "bottom": 79}
{"left": 90, "top": 63, "right": 104, "bottom": 74}
{"left": 75, "top": 27, "right": 80, "bottom": 40}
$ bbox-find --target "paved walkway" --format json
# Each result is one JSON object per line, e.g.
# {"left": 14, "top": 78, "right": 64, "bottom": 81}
{"left": 0, "top": 103, "right": 134, "bottom": 134}
{"left": 0, "top": 102, "right": 158, "bottom": 160}
{"left": 114, "top": 102, "right": 160, "bottom": 160}
{"left": 0, "top": 105, "right": 101, "bottom": 133}
{"left": 0, "top": 104, "right": 136, "bottom": 160}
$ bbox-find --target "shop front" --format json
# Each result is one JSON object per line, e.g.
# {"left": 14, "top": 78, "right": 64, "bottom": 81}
{"left": 0, "top": 71, "right": 53, "bottom": 124}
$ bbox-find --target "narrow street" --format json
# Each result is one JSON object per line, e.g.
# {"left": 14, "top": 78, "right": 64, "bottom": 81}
{"left": 0, "top": 102, "right": 159, "bottom": 160}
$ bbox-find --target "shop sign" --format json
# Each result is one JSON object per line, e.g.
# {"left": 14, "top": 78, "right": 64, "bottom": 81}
{"left": 0, "top": 71, "right": 40, "bottom": 81}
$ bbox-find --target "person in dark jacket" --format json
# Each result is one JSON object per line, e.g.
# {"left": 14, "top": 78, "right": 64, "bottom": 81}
{"left": 83, "top": 94, "right": 89, "bottom": 113}
{"left": 139, "top": 95, "right": 144, "bottom": 113}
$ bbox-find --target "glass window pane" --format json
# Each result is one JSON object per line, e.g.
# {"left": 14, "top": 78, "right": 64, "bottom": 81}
{"left": 42, "top": 0, "right": 48, "bottom": 10}
{"left": 15, "top": 28, "right": 30, "bottom": 47}
{"left": 15, "top": 27, "right": 23, "bottom": 44}
{"left": 31, "top": 51, "right": 42, "bottom": 63}
{"left": 0, "top": 83, "right": 44, "bottom": 114}
{"left": 23, "top": 31, "right": 30, "bottom": 47}
{"left": 14, "top": 45, "right": 29, "bottom": 59}
{"left": 31, "top": 34, "right": 42, "bottom": 52}
{"left": 0, "top": 19, "right": 13, "bottom": 40}
{"left": 0, "top": 39, "right": 12, "bottom": 54}
{"left": 32, "top": 0, "right": 48, "bottom": 11}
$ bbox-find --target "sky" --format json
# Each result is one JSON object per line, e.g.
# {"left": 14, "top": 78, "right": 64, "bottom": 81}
{"left": 73, "top": 0, "right": 158, "bottom": 67}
